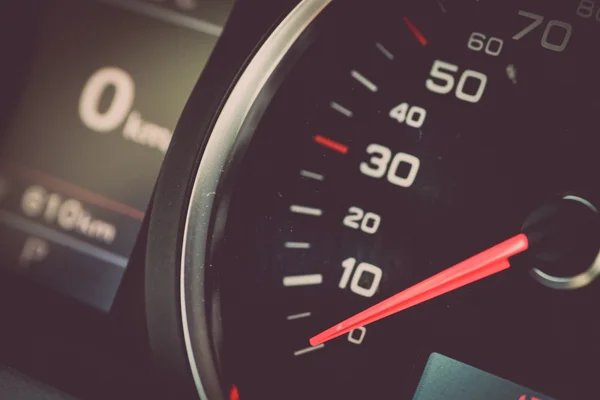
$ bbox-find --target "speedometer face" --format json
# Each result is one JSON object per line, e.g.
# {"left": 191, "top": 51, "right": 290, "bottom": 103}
{"left": 202, "top": 0, "right": 600, "bottom": 398}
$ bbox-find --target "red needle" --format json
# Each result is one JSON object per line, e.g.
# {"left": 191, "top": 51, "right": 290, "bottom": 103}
{"left": 309, "top": 233, "right": 529, "bottom": 346}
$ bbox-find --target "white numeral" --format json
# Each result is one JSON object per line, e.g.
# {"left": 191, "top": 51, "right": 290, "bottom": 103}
{"left": 513, "top": 11, "right": 572, "bottom": 52}
{"left": 426, "top": 60, "right": 487, "bottom": 104}
{"left": 360, "top": 144, "right": 391, "bottom": 179}
{"left": 78, "top": 67, "right": 135, "bottom": 132}
{"left": 360, "top": 144, "right": 420, "bottom": 187}
{"left": 387, "top": 152, "right": 420, "bottom": 187}
{"left": 467, "top": 32, "right": 504, "bottom": 56}
{"left": 339, "top": 258, "right": 382, "bottom": 298}
{"left": 541, "top": 20, "right": 572, "bottom": 52}
{"left": 343, "top": 207, "right": 381, "bottom": 234}
{"left": 455, "top": 69, "right": 488, "bottom": 103}
{"left": 426, "top": 60, "right": 457, "bottom": 95}
{"left": 389, "top": 103, "right": 427, "bottom": 128}
{"left": 512, "top": 11, "right": 544, "bottom": 40}
{"left": 576, "top": 0, "right": 600, "bottom": 20}
{"left": 348, "top": 327, "right": 367, "bottom": 344}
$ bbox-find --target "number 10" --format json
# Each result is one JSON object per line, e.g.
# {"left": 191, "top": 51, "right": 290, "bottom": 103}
{"left": 339, "top": 257, "right": 383, "bottom": 298}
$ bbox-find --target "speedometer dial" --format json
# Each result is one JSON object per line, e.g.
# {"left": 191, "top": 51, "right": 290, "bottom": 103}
{"left": 148, "top": 0, "right": 600, "bottom": 399}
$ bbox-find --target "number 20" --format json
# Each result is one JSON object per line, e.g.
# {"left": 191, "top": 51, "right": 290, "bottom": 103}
{"left": 343, "top": 207, "right": 381, "bottom": 234}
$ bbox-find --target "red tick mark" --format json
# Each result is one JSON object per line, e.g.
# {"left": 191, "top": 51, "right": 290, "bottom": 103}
{"left": 313, "top": 135, "right": 349, "bottom": 154}
{"left": 403, "top": 16, "right": 428, "bottom": 46}
{"left": 229, "top": 385, "right": 240, "bottom": 400}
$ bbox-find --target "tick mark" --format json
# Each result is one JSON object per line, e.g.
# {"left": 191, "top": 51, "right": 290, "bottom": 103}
{"left": 300, "top": 170, "right": 324, "bottom": 181}
{"left": 330, "top": 101, "right": 353, "bottom": 117}
{"left": 285, "top": 242, "right": 311, "bottom": 249}
{"left": 313, "top": 135, "right": 349, "bottom": 154}
{"left": 350, "top": 70, "right": 378, "bottom": 92}
{"left": 290, "top": 205, "right": 323, "bottom": 216}
{"left": 283, "top": 274, "right": 323, "bottom": 287}
{"left": 403, "top": 16, "right": 428, "bottom": 46}
{"left": 294, "top": 344, "right": 325, "bottom": 356}
{"left": 437, "top": 0, "right": 446, "bottom": 13}
{"left": 375, "top": 42, "right": 394, "bottom": 60}
{"left": 287, "top": 312, "right": 312, "bottom": 320}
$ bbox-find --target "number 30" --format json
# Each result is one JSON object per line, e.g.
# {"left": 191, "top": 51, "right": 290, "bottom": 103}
{"left": 360, "top": 144, "right": 420, "bottom": 188}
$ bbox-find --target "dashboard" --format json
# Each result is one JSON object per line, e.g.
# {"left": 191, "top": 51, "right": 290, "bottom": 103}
{"left": 0, "top": 1, "right": 230, "bottom": 398}
{"left": 1, "top": 0, "right": 599, "bottom": 399}
{"left": 0, "top": 0, "right": 229, "bottom": 311}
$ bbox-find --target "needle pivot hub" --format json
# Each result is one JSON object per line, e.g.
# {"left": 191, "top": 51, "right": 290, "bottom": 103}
{"left": 522, "top": 195, "right": 600, "bottom": 289}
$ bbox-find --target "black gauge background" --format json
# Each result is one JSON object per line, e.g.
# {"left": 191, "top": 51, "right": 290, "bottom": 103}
{"left": 207, "top": 0, "right": 600, "bottom": 399}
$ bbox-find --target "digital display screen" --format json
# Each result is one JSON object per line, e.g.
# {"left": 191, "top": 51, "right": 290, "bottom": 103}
{"left": 0, "top": 0, "right": 232, "bottom": 311}
{"left": 414, "top": 353, "right": 555, "bottom": 400}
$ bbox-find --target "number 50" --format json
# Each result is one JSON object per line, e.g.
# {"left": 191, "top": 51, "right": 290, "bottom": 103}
{"left": 426, "top": 60, "right": 488, "bottom": 104}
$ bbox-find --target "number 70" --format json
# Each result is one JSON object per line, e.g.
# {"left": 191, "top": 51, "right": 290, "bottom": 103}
{"left": 513, "top": 10, "right": 572, "bottom": 52}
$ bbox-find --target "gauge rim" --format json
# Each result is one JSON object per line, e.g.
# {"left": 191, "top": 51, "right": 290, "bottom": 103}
{"left": 179, "top": 0, "right": 332, "bottom": 398}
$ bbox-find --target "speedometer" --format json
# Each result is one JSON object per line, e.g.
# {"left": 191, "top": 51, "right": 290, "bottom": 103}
{"left": 146, "top": 0, "right": 600, "bottom": 399}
